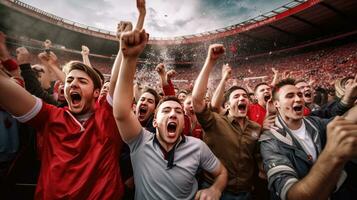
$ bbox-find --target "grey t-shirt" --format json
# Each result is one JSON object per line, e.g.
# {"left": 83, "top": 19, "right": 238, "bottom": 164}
{"left": 128, "top": 128, "right": 220, "bottom": 200}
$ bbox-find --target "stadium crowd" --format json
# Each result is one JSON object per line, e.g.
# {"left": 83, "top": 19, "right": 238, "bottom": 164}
{"left": 0, "top": 0, "right": 357, "bottom": 200}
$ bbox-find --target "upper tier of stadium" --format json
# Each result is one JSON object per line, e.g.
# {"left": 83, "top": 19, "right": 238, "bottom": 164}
{"left": 1, "top": 0, "right": 357, "bottom": 56}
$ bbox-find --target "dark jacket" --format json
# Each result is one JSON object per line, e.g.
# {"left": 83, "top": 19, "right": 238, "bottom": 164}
{"left": 260, "top": 115, "right": 355, "bottom": 200}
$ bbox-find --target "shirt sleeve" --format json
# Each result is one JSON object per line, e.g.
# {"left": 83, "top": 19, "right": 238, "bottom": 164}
{"left": 195, "top": 104, "right": 217, "bottom": 130}
{"left": 12, "top": 96, "right": 56, "bottom": 131}
{"left": 127, "top": 128, "right": 151, "bottom": 154}
{"left": 260, "top": 134, "right": 299, "bottom": 200}
{"left": 199, "top": 141, "right": 220, "bottom": 173}
{"left": 162, "top": 79, "right": 176, "bottom": 96}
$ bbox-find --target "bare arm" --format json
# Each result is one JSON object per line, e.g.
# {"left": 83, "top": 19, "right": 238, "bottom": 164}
{"left": 271, "top": 67, "right": 279, "bottom": 86}
{"left": 0, "top": 68, "right": 37, "bottom": 117}
{"left": 287, "top": 117, "right": 357, "bottom": 200}
{"left": 110, "top": 0, "right": 145, "bottom": 97}
{"left": 81, "top": 45, "right": 92, "bottom": 68}
{"left": 195, "top": 163, "right": 228, "bottom": 200}
{"left": 192, "top": 44, "right": 225, "bottom": 113}
{"left": 211, "top": 64, "right": 231, "bottom": 113}
{"left": 135, "top": 0, "right": 146, "bottom": 30}
{"left": 113, "top": 29, "right": 149, "bottom": 142}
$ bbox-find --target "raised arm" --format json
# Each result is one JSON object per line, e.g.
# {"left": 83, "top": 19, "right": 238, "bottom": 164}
{"left": 135, "top": 0, "right": 146, "bottom": 30}
{"left": 81, "top": 45, "right": 92, "bottom": 68}
{"left": 286, "top": 116, "right": 357, "bottom": 200}
{"left": 38, "top": 51, "right": 65, "bottom": 83}
{"left": 192, "top": 44, "right": 225, "bottom": 113}
{"left": 0, "top": 67, "right": 37, "bottom": 117}
{"left": 211, "top": 63, "right": 231, "bottom": 113}
{"left": 113, "top": 29, "right": 149, "bottom": 142}
{"left": 17, "top": 47, "right": 58, "bottom": 105}
{"left": 271, "top": 67, "right": 279, "bottom": 87}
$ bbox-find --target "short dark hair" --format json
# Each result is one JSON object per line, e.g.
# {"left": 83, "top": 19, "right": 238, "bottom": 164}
{"left": 66, "top": 61, "right": 102, "bottom": 90}
{"left": 272, "top": 78, "right": 296, "bottom": 101}
{"left": 155, "top": 96, "right": 183, "bottom": 117}
{"left": 141, "top": 87, "right": 161, "bottom": 107}
{"left": 93, "top": 67, "right": 104, "bottom": 84}
{"left": 254, "top": 82, "right": 269, "bottom": 94}
{"left": 224, "top": 86, "right": 248, "bottom": 103}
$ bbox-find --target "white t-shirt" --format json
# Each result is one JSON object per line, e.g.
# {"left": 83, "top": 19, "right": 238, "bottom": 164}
{"left": 290, "top": 121, "right": 317, "bottom": 162}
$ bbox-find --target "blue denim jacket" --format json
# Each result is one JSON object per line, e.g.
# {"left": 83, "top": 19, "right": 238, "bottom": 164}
{"left": 259, "top": 114, "right": 355, "bottom": 200}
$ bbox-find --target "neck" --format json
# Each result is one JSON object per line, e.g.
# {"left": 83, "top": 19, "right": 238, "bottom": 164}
{"left": 282, "top": 116, "right": 302, "bottom": 130}
{"left": 156, "top": 132, "right": 181, "bottom": 152}
{"left": 258, "top": 100, "right": 266, "bottom": 108}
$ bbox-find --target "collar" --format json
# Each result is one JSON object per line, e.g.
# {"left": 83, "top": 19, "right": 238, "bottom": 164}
{"left": 153, "top": 132, "right": 186, "bottom": 169}
{"left": 227, "top": 113, "right": 249, "bottom": 130}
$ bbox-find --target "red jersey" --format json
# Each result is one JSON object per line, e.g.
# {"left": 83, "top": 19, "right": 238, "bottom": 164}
{"left": 247, "top": 103, "right": 266, "bottom": 126}
{"left": 15, "top": 95, "right": 124, "bottom": 200}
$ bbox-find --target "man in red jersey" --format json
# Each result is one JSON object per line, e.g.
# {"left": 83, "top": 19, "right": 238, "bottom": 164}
{"left": 0, "top": 60, "right": 125, "bottom": 199}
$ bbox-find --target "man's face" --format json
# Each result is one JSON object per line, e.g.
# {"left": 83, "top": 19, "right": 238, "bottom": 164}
{"left": 154, "top": 100, "right": 184, "bottom": 145}
{"left": 136, "top": 92, "right": 156, "bottom": 123}
{"left": 274, "top": 85, "right": 305, "bottom": 121}
{"left": 100, "top": 82, "right": 110, "bottom": 97}
{"left": 295, "top": 81, "right": 313, "bottom": 104}
{"left": 228, "top": 89, "right": 249, "bottom": 118}
{"left": 64, "top": 69, "right": 99, "bottom": 114}
{"left": 255, "top": 84, "right": 271, "bottom": 105}
{"left": 183, "top": 96, "right": 194, "bottom": 117}
{"left": 177, "top": 92, "right": 187, "bottom": 103}
{"left": 57, "top": 82, "right": 65, "bottom": 102}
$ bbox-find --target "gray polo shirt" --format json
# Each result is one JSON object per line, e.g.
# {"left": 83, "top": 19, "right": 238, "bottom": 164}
{"left": 128, "top": 128, "right": 220, "bottom": 200}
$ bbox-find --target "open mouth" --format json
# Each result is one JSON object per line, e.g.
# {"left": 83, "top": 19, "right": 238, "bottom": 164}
{"left": 70, "top": 92, "right": 82, "bottom": 105}
{"left": 293, "top": 105, "right": 303, "bottom": 112}
{"left": 167, "top": 122, "right": 177, "bottom": 137}
{"left": 238, "top": 103, "right": 247, "bottom": 112}
{"left": 139, "top": 106, "right": 148, "bottom": 116}
{"left": 304, "top": 92, "right": 312, "bottom": 98}
{"left": 264, "top": 95, "right": 271, "bottom": 102}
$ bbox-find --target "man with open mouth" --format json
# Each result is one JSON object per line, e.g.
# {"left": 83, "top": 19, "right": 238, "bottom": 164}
{"left": 135, "top": 87, "right": 160, "bottom": 133}
{"left": 113, "top": 29, "right": 227, "bottom": 200}
{"left": 192, "top": 44, "right": 262, "bottom": 200}
{"left": 260, "top": 78, "right": 357, "bottom": 200}
{"left": 247, "top": 82, "right": 273, "bottom": 126}
{"left": 0, "top": 60, "right": 126, "bottom": 199}
{"left": 295, "top": 80, "right": 320, "bottom": 114}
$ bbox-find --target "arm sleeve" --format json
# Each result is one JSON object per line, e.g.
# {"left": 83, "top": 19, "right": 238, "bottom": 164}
{"left": 311, "top": 100, "right": 351, "bottom": 119}
{"left": 1, "top": 59, "right": 18, "bottom": 71}
{"left": 260, "top": 136, "right": 299, "bottom": 200}
{"left": 19, "top": 64, "right": 58, "bottom": 105}
{"left": 127, "top": 128, "right": 150, "bottom": 154}
{"left": 199, "top": 141, "right": 220, "bottom": 173}
{"left": 195, "top": 104, "right": 217, "bottom": 130}
{"left": 162, "top": 79, "right": 176, "bottom": 96}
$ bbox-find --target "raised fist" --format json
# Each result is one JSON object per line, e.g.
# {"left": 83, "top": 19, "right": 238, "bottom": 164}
{"left": 81, "top": 45, "right": 90, "bottom": 56}
{"left": 120, "top": 29, "right": 149, "bottom": 58}
{"left": 44, "top": 39, "right": 52, "bottom": 49}
{"left": 208, "top": 44, "right": 225, "bottom": 61}
{"left": 38, "top": 51, "right": 58, "bottom": 67}
{"left": 166, "top": 69, "right": 177, "bottom": 80}
{"left": 222, "top": 63, "right": 232, "bottom": 81}
{"left": 117, "top": 21, "right": 133, "bottom": 39}
{"left": 155, "top": 63, "right": 165, "bottom": 76}
{"left": 16, "top": 47, "right": 31, "bottom": 65}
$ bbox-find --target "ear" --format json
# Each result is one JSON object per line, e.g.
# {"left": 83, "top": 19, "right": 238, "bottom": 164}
{"left": 153, "top": 118, "right": 158, "bottom": 128}
{"left": 93, "top": 88, "right": 100, "bottom": 98}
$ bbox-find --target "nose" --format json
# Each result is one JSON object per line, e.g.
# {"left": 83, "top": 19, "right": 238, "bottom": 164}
{"left": 169, "top": 110, "right": 177, "bottom": 119}
{"left": 70, "top": 79, "right": 79, "bottom": 88}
